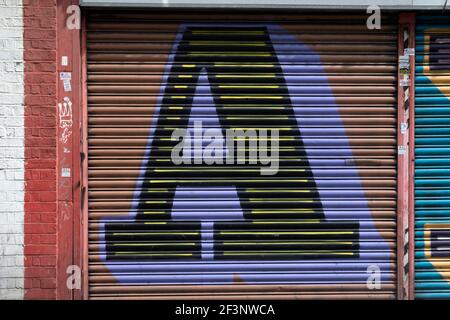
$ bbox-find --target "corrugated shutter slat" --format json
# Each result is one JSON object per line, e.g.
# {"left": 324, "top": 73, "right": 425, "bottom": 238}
{"left": 415, "top": 15, "right": 450, "bottom": 300}
{"left": 87, "top": 11, "right": 398, "bottom": 299}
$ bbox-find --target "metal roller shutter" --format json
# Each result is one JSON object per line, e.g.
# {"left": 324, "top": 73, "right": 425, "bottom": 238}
{"left": 86, "top": 11, "right": 398, "bottom": 299}
{"left": 415, "top": 15, "right": 450, "bottom": 299}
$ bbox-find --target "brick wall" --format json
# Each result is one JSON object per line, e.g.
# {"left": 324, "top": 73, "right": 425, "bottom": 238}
{"left": 23, "top": 0, "right": 57, "bottom": 300}
{"left": 0, "top": 0, "right": 25, "bottom": 300}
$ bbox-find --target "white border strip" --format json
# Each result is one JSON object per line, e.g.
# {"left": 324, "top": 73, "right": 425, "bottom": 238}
{"left": 0, "top": 0, "right": 24, "bottom": 300}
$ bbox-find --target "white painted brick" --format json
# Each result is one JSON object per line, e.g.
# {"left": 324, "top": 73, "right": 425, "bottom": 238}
{"left": 3, "top": 245, "right": 23, "bottom": 256}
{"left": 0, "top": 234, "right": 23, "bottom": 245}
{"left": 0, "top": 0, "right": 16, "bottom": 6}
{"left": 0, "top": 159, "right": 22, "bottom": 169}
{"left": 7, "top": 278, "right": 15, "bottom": 288}
{"left": 0, "top": 256, "right": 14, "bottom": 267}
{"left": 14, "top": 127, "right": 24, "bottom": 138}
{"left": 0, "top": 0, "right": 24, "bottom": 300}
{"left": 0, "top": 201, "right": 23, "bottom": 211}
{"left": 0, "top": 289, "right": 23, "bottom": 299}
{"left": 0, "top": 181, "right": 23, "bottom": 191}
{"left": 0, "top": 267, "right": 23, "bottom": 278}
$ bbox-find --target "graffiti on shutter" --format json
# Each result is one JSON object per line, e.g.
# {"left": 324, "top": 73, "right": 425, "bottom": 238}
{"left": 415, "top": 15, "right": 450, "bottom": 299}
{"left": 87, "top": 12, "right": 397, "bottom": 299}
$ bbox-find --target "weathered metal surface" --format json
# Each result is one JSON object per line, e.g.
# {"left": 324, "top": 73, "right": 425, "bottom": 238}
{"left": 415, "top": 14, "right": 450, "bottom": 300}
{"left": 86, "top": 11, "right": 398, "bottom": 299}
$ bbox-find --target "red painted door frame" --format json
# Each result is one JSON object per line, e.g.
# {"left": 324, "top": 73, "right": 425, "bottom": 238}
{"left": 55, "top": 0, "right": 82, "bottom": 300}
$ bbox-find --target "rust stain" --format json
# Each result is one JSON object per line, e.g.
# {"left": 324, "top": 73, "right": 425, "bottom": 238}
{"left": 232, "top": 274, "right": 246, "bottom": 284}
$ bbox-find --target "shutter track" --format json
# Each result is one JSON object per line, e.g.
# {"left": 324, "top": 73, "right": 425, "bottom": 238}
{"left": 86, "top": 11, "right": 398, "bottom": 299}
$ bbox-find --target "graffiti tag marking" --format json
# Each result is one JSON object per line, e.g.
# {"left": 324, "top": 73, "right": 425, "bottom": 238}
{"left": 58, "top": 96, "right": 73, "bottom": 144}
